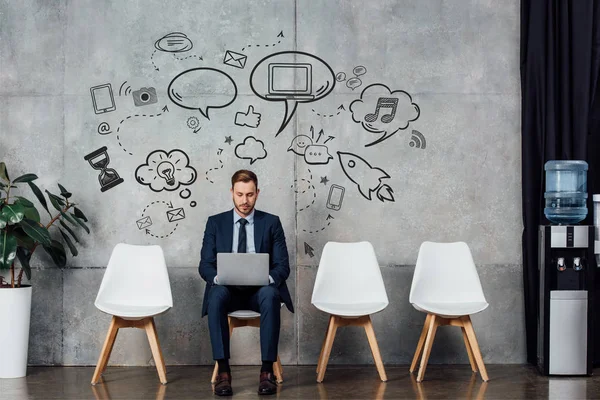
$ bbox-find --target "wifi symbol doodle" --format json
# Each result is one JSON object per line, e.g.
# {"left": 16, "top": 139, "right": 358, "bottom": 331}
{"left": 409, "top": 130, "right": 426, "bottom": 149}
{"left": 119, "top": 81, "right": 132, "bottom": 96}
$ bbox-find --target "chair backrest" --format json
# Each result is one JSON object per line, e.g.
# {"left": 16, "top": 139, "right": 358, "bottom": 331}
{"left": 311, "top": 241, "right": 388, "bottom": 305}
{"left": 409, "top": 241, "right": 486, "bottom": 304}
{"left": 95, "top": 243, "right": 173, "bottom": 307}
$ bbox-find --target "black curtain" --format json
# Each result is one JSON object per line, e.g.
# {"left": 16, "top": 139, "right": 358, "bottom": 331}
{"left": 521, "top": 0, "right": 600, "bottom": 364}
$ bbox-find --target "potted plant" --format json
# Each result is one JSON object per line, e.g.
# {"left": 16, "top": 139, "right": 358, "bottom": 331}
{"left": 0, "top": 162, "right": 90, "bottom": 378}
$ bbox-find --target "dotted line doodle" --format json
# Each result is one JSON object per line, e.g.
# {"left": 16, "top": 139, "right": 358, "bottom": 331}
{"left": 242, "top": 40, "right": 281, "bottom": 52}
{"left": 301, "top": 220, "right": 332, "bottom": 234}
{"left": 116, "top": 107, "right": 168, "bottom": 155}
{"left": 311, "top": 108, "right": 342, "bottom": 118}
{"left": 151, "top": 49, "right": 160, "bottom": 71}
{"left": 292, "top": 169, "right": 316, "bottom": 212}
{"left": 205, "top": 158, "right": 224, "bottom": 184}
{"left": 173, "top": 54, "right": 203, "bottom": 62}
{"left": 141, "top": 201, "right": 179, "bottom": 238}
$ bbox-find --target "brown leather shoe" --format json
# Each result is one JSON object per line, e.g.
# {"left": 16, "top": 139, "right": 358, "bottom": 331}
{"left": 258, "top": 371, "right": 278, "bottom": 395}
{"left": 214, "top": 372, "right": 233, "bottom": 396}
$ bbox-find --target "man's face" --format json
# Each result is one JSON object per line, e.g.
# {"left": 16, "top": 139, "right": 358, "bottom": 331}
{"left": 231, "top": 180, "right": 259, "bottom": 217}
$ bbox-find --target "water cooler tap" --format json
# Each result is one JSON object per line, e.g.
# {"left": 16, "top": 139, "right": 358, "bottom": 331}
{"left": 557, "top": 257, "right": 566, "bottom": 272}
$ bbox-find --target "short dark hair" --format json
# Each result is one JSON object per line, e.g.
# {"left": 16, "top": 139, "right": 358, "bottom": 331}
{"left": 231, "top": 170, "right": 258, "bottom": 188}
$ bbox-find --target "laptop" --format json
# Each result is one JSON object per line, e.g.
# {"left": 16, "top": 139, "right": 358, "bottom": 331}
{"left": 265, "top": 63, "right": 316, "bottom": 100}
{"left": 217, "top": 253, "right": 270, "bottom": 286}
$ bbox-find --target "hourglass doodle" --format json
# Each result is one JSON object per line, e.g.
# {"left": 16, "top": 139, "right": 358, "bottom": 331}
{"left": 84, "top": 146, "right": 124, "bottom": 192}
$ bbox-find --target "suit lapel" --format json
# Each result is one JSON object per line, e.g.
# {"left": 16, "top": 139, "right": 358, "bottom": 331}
{"left": 224, "top": 210, "right": 234, "bottom": 252}
{"left": 253, "top": 210, "right": 264, "bottom": 253}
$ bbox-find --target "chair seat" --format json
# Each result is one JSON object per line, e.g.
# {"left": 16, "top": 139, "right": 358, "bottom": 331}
{"left": 312, "top": 301, "right": 388, "bottom": 316}
{"left": 411, "top": 301, "right": 489, "bottom": 317}
{"left": 228, "top": 310, "right": 261, "bottom": 319}
{"left": 95, "top": 302, "right": 171, "bottom": 319}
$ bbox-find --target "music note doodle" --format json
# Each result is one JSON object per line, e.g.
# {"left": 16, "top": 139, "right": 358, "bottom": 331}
{"left": 364, "top": 97, "right": 398, "bottom": 124}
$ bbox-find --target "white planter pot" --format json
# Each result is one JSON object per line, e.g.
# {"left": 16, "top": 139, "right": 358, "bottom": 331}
{"left": 0, "top": 285, "right": 32, "bottom": 378}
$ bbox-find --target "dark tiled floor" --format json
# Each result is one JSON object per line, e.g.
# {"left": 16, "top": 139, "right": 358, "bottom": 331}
{"left": 0, "top": 365, "right": 598, "bottom": 400}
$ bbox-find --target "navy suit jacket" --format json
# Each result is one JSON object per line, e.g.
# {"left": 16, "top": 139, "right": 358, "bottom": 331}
{"left": 199, "top": 209, "right": 294, "bottom": 317}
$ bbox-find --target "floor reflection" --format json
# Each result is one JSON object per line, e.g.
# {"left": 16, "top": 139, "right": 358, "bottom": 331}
{"left": 91, "top": 381, "right": 167, "bottom": 400}
{"left": 316, "top": 380, "right": 387, "bottom": 399}
{"left": 410, "top": 372, "right": 488, "bottom": 400}
{"left": 548, "top": 378, "right": 587, "bottom": 400}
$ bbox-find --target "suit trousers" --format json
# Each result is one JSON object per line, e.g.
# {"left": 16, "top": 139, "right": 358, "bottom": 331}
{"left": 207, "top": 284, "right": 281, "bottom": 361}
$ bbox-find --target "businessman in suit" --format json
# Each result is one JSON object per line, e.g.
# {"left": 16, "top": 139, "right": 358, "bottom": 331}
{"left": 199, "top": 170, "right": 293, "bottom": 396}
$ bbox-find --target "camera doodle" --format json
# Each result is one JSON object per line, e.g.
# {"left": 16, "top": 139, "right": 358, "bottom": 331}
{"left": 135, "top": 149, "right": 197, "bottom": 192}
{"left": 132, "top": 87, "right": 158, "bottom": 107}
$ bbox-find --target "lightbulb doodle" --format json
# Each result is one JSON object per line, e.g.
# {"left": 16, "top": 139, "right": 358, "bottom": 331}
{"left": 115, "top": 105, "right": 170, "bottom": 156}
{"left": 350, "top": 83, "right": 420, "bottom": 147}
{"left": 337, "top": 151, "right": 394, "bottom": 202}
{"left": 288, "top": 126, "right": 335, "bottom": 165}
{"left": 235, "top": 136, "right": 267, "bottom": 165}
{"left": 136, "top": 200, "right": 181, "bottom": 239}
{"left": 135, "top": 149, "right": 197, "bottom": 192}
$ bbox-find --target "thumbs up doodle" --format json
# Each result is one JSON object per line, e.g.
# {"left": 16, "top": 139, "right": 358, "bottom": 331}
{"left": 235, "top": 105, "right": 261, "bottom": 128}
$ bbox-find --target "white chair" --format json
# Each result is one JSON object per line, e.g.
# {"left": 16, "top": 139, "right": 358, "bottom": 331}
{"left": 409, "top": 241, "right": 489, "bottom": 382}
{"left": 311, "top": 241, "right": 389, "bottom": 383}
{"left": 209, "top": 308, "right": 284, "bottom": 384}
{"left": 91, "top": 243, "right": 173, "bottom": 385}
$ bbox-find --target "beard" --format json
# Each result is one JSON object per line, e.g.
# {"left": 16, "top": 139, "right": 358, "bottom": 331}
{"left": 234, "top": 201, "right": 254, "bottom": 216}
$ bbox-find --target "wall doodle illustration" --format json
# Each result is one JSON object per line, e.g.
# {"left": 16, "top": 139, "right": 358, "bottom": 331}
{"left": 235, "top": 105, "right": 261, "bottom": 128}
{"left": 90, "top": 83, "right": 116, "bottom": 114}
{"left": 235, "top": 136, "right": 267, "bottom": 165}
{"left": 410, "top": 129, "right": 426, "bottom": 149}
{"left": 337, "top": 151, "right": 394, "bottom": 202}
{"left": 168, "top": 68, "right": 238, "bottom": 120}
{"left": 132, "top": 87, "right": 158, "bottom": 107}
{"left": 350, "top": 84, "right": 420, "bottom": 147}
{"left": 135, "top": 149, "right": 197, "bottom": 192}
{"left": 326, "top": 184, "right": 345, "bottom": 211}
{"left": 223, "top": 50, "right": 247, "bottom": 69}
{"left": 83, "top": 146, "right": 124, "bottom": 192}
{"left": 152, "top": 32, "right": 195, "bottom": 71}
{"left": 179, "top": 188, "right": 191, "bottom": 199}
{"left": 224, "top": 136, "right": 234, "bottom": 145}
{"left": 241, "top": 30, "right": 284, "bottom": 51}
{"left": 115, "top": 105, "right": 170, "bottom": 155}
{"left": 119, "top": 81, "right": 132, "bottom": 96}
{"left": 336, "top": 65, "right": 367, "bottom": 91}
{"left": 187, "top": 116, "right": 201, "bottom": 133}
{"left": 166, "top": 207, "right": 186, "bottom": 222}
{"left": 288, "top": 126, "right": 335, "bottom": 165}
{"left": 312, "top": 104, "right": 346, "bottom": 118}
{"left": 136, "top": 200, "right": 181, "bottom": 239}
{"left": 205, "top": 148, "right": 224, "bottom": 184}
{"left": 304, "top": 242, "right": 315, "bottom": 258}
{"left": 97, "top": 122, "right": 111, "bottom": 135}
{"left": 320, "top": 176, "right": 329, "bottom": 185}
{"left": 249, "top": 51, "right": 336, "bottom": 136}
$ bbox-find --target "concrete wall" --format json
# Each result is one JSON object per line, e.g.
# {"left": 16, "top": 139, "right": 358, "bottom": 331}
{"left": 0, "top": 0, "right": 524, "bottom": 366}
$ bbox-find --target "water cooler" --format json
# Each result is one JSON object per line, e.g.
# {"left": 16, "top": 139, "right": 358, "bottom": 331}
{"left": 537, "top": 161, "right": 595, "bottom": 375}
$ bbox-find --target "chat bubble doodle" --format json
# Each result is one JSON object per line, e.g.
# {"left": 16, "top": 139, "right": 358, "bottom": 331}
{"left": 287, "top": 134, "right": 313, "bottom": 156}
{"left": 335, "top": 72, "right": 347, "bottom": 82}
{"left": 135, "top": 149, "right": 197, "bottom": 192}
{"left": 304, "top": 144, "right": 333, "bottom": 165}
{"left": 353, "top": 65, "right": 367, "bottom": 76}
{"left": 235, "top": 136, "right": 267, "bottom": 165}
{"left": 168, "top": 68, "right": 238, "bottom": 120}
{"left": 349, "top": 83, "right": 420, "bottom": 147}
{"left": 249, "top": 51, "right": 336, "bottom": 136}
{"left": 155, "top": 32, "right": 193, "bottom": 53}
{"left": 346, "top": 77, "right": 362, "bottom": 90}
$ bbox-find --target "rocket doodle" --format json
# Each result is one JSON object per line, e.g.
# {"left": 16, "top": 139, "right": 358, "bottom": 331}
{"left": 337, "top": 151, "right": 395, "bottom": 202}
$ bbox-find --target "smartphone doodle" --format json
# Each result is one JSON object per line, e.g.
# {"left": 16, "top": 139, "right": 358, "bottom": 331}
{"left": 90, "top": 83, "right": 116, "bottom": 114}
{"left": 326, "top": 184, "right": 345, "bottom": 211}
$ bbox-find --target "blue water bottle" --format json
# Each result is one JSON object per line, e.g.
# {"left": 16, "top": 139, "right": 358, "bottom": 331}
{"left": 544, "top": 160, "right": 588, "bottom": 224}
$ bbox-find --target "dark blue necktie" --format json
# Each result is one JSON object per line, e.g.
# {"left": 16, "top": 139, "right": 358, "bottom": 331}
{"left": 237, "top": 218, "right": 248, "bottom": 253}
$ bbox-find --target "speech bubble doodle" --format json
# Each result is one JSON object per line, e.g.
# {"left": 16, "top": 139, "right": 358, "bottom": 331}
{"left": 168, "top": 68, "right": 238, "bottom": 120}
{"left": 353, "top": 65, "right": 367, "bottom": 76}
{"left": 335, "top": 72, "right": 347, "bottom": 82}
{"left": 346, "top": 77, "right": 362, "bottom": 90}
{"left": 304, "top": 144, "right": 333, "bottom": 165}
{"left": 249, "top": 51, "right": 336, "bottom": 136}
{"left": 350, "top": 83, "right": 420, "bottom": 147}
{"left": 155, "top": 32, "right": 193, "bottom": 53}
{"left": 287, "top": 134, "right": 313, "bottom": 156}
{"left": 235, "top": 136, "right": 267, "bottom": 165}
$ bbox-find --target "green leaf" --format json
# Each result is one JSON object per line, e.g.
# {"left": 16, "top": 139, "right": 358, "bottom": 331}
{"left": 1, "top": 202, "right": 25, "bottom": 224}
{"left": 60, "top": 211, "right": 77, "bottom": 226}
{"left": 28, "top": 181, "right": 50, "bottom": 215}
{"left": 46, "top": 190, "right": 64, "bottom": 211}
{"left": 14, "top": 196, "right": 34, "bottom": 207}
{"left": 73, "top": 207, "right": 88, "bottom": 222}
{"left": 70, "top": 213, "right": 90, "bottom": 234}
{"left": 57, "top": 183, "right": 72, "bottom": 199}
{"left": 0, "top": 214, "right": 6, "bottom": 229}
{"left": 0, "top": 162, "right": 9, "bottom": 182}
{"left": 13, "top": 227, "right": 35, "bottom": 250}
{"left": 43, "top": 240, "right": 66, "bottom": 267}
{"left": 0, "top": 230, "right": 17, "bottom": 269}
{"left": 58, "top": 228, "right": 78, "bottom": 257}
{"left": 20, "top": 218, "right": 51, "bottom": 246}
{"left": 16, "top": 247, "right": 32, "bottom": 281}
{"left": 23, "top": 205, "right": 41, "bottom": 223}
{"left": 59, "top": 220, "right": 79, "bottom": 243}
{"left": 12, "top": 173, "right": 38, "bottom": 183}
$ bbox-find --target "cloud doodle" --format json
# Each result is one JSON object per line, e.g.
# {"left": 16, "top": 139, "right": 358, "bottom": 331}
{"left": 235, "top": 136, "right": 267, "bottom": 165}
{"left": 135, "top": 149, "right": 197, "bottom": 192}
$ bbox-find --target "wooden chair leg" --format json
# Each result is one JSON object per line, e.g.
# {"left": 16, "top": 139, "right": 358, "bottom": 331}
{"left": 144, "top": 317, "right": 168, "bottom": 384}
{"left": 316, "top": 315, "right": 339, "bottom": 383}
{"left": 417, "top": 314, "right": 439, "bottom": 382}
{"left": 462, "top": 326, "right": 478, "bottom": 373}
{"left": 316, "top": 315, "right": 334, "bottom": 373}
{"left": 363, "top": 316, "right": 388, "bottom": 382}
{"left": 461, "top": 316, "right": 489, "bottom": 382}
{"left": 274, "top": 356, "right": 284, "bottom": 383}
{"left": 410, "top": 313, "right": 432, "bottom": 373}
{"left": 211, "top": 316, "right": 238, "bottom": 383}
{"left": 211, "top": 362, "right": 219, "bottom": 384}
{"left": 91, "top": 316, "right": 120, "bottom": 385}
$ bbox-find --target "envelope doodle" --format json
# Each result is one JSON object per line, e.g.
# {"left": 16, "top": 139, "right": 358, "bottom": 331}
{"left": 136, "top": 216, "right": 153, "bottom": 230}
{"left": 223, "top": 50, "right": 247, "bottom": 69}
{"left": 166, "top": 207, "right": 186, "bottom": 222}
